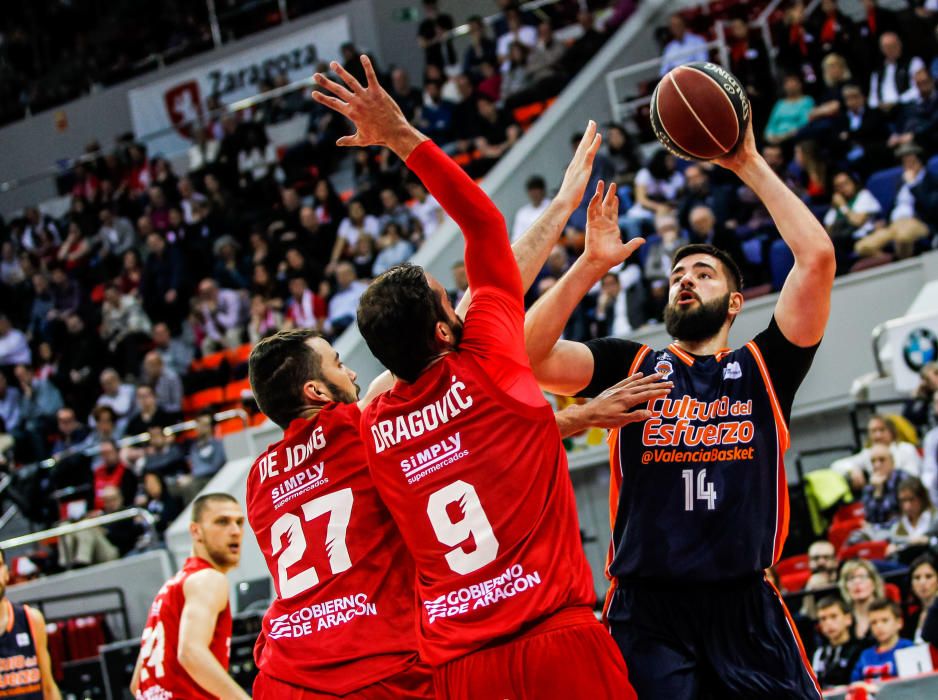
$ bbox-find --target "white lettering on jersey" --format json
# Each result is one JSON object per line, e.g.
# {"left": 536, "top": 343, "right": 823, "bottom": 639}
{"left": 259, "top": 425, "right": 326, "bottom": 484}
{"left": 267, "top": 592, "right": 378, "bottom": 639}
{"left": 371, "top": 375, "right": 474, "bottom": 453}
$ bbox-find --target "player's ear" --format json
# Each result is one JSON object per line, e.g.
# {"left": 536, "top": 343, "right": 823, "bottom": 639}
{"left": 188, "top": 520, "right": 201, "bottom": 543}
{"left": 434, "top": 321, "right": 456, "bottom": 348}
{"left": 302, "top": 379, "right": 331, "bottom": 403}
{"left": 728, "top": 290, "right": 744, "bottom": 317}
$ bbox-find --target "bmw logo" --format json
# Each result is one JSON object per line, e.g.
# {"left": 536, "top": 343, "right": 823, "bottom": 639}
{"left": 903, "top": 328, "right": 938, "bottom": 372}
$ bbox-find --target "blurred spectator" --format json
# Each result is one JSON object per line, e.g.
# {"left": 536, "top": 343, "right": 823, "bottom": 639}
{"left": 212, "top": 235, "right": 248, "bottom": 291}
{"left": 560, "top": 11, "right": 604, "bottom": 77}
{"left": 13, "top": 364, "right": 63, "bottom": 461}
{"left": 0, "top": 314, "right": 30, "bottom": 369}
{"left": 812, "top": 596, "right": 864, "bottom": 689}
{"left": 418, "top": 80, "right": 456, "bottom": 148}
{"left": 151, "top": 322, "right": 193, "bottom": 379}
{"left": 86, "top": 405, "right": 122, "bottom": 452}
{"left": 195, "top": 278, "right": 244, "bottom": 352}
{"left": 764, "top": 74, "right": 815, "bottom": 145}
{"left": 141, "top": 232, "right": 186, "bottom": 330}
{"left": 886, "top": 477, "right": 937, "bottom": 553}
{"left": 91, "top": 439, "right": 137, "bottom": 510}
{"left": 622, "top": 149, "right": 684, "bottom": 239}
{"left": 921, "top": 393, "right": 938, "bottom": 507}
{"left": 503, "top": 22, "right": 568, "bottom": 111}
{"left": 855, "top": 143, "right": 936, "bottom": 259}
{"left": 643, "top": 214, "right": 688, "bottom": 320}
{"left": 603, "top": 124, "right": 642, "bottom": 186}
{"left": 179, "top": 413, "right": 226, "bottom": 499}
{"left": 125, "top": 385, "right": 171, "bottom": 437}
{"left": 449, "top": 261, "right": 468, "bottom": 309}
{"left": 55, "top": 312, "right": 105, "bottom": 416}
{"left": 590, "top": 268, "right": 646, "bottom": 338}
{"left": 868, "top": 32, "right": 924, "bottom": 112}
{"left": 326, "top": 263, "right": 367, "bottom": 338}
{"left": 800, "top": 539, "right": 840, "bottom": 619}
{"left": 677, "top": 164, "right": 736, "bottom": 230}
{"left": 389, "top": 68, "right": 423, "bottom": 123}
{"left": 462, "top": 15, "right": 497, "bottom": 81}
{"left": 512, "top": 175, "right": 551, "bottom": 242}
{"left": 58, "top": 486, "right": 129, "bottom": 568}
{"left": 800, "top": 53, "right": 852, "bottom": 143}
{"left": 850, "top": 598, "right": 913, "bottom": 683}
{"left": 93, "top": 207, "right": 136, "bottom": 261}
{"left": 834, "top": 83, "right": 891, "bottom": 176}
{"left": 331, "top": 201, "right": 380, "bottom": 274}
{"left": 407, "top": 180, "right": 443, "bottom": 241}
{"left": 904, "top": 554, "right": 938, "bottom": 642}
{"left": 100, "top": 284, "right": 153, "bottom": 374}
{"left": 659, "top": 13, "right": 708, "bottom": 77}
{"left": 139, "top": 427, "right": 188, "bottom": 477}
{"left": 95, "top": 369, "right": 135, "bottom": 425}
{"left": 417, "top": 0, "right": 455, "bottom": 71}
{"left": 887, "top": 69, "right": 938, "bottom": 154}
{"left": 727, "top": 16, "right": 773, "bottom": 131}
{"left": 468, "top": 96, "right": 521, "bottom": 178}
{"left": 811, "top": 0, "right": 856, "bottom": 60}
{"left": 372, "top": 223, "right": 415, "bottom": 277}
{"left": 853, "top": 0, "right": 901, "bottom": 84}
{"left": 861, "top": 443, "right": 911, "bottom": 526}
{"left": 285, "top": 276, "right": 326, "bottom": 331}
{"left": 142, "top": 351, "right": 183, "bottom": 417}
{"left": 823, "top": 170, "right": 881, "bottom": 271}
{"left": 496, "top": 7, "right": 538, "bottom": 64}
{"left": 832, "top": 415, "right": 922, "bottom": 489}
{"left": 138, "top": 471, "right": 182, "bottom": 535}
{"left": 686, "top": 206, "right": 745, "bottom": 272}
{"left": 248, "top": 294, "right": 284, "bottom": 344}
{"left": 839, "top": 559, "right": 886, "bottom": 642}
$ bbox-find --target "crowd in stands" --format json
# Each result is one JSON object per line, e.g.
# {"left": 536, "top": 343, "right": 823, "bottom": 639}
{"left": 0, "top": 0, "right": 353, "bottom": 127}
{"left": 0, "top": 1, "right": 627, "bottom": 576}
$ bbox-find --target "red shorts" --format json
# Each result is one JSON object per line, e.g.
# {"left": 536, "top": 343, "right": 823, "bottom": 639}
{"left": 433, "top": 606, "right": 635, "bottom": 700}
{"left": 253, "top": 661, "right": 434, "bottom": 699}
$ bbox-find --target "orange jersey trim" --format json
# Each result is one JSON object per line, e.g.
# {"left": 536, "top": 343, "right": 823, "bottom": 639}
{"left": 667, "top": 344, "right": 695, "bottom": 366}
{"left": 765, "top": 576, "right": 824, "bottom": 698}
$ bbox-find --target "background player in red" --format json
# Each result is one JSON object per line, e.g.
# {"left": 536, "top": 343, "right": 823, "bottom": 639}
{"left": 0, "top": 548, "right": 60, "bottom": 700}
{"left": 245, "top": 114, "right": 662, "bottom": 700}
{"left": 311, "top": 55, "right": 668, "bottom": 699}
{"left": 524, "top": 120, "right": 836, "bottom": 698}
{"left": 131, "top": 493, "right": 248, "bottom": 700}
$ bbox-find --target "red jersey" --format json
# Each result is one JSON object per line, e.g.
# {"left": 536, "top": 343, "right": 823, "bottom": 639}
{"left": 246, "top": 402, "right": 420, "bottom": 694}
{"left": 136, "top": 557, "right": 232, "bottom": 700}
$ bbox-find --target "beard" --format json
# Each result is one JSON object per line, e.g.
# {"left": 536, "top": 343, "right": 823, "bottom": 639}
{"left": 664, "top": 292, "right": 730, "bottom": 342}
{"left": 326, "top": 378, "right": 360, "bottom": 405}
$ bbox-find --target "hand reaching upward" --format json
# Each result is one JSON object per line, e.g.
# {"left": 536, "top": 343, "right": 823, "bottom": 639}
{"left": 312, "top": 55, "right": 427, "bottom": 160}
{"left": 583, "top": 180, "right": 643, "bottom": 271}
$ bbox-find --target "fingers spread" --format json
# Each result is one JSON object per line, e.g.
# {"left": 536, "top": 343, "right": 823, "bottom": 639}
{"left": 311, "top": 91, "right": 350, "bottom": 116}
{"left": 622, "top": 236, "right": 645, "bottom": 258}
{"left": 360, "top": 54, "right": 379, "bottom": 88}
{"left": 314, "top": 72, "right": 355, "bottom": 102}
{"left": 330, "top": 60, "right": 364, "bottom": 93}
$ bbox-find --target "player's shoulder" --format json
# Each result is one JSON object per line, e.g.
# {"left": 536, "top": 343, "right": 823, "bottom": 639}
{"left": 584, "top": 335, "right": 649, "bottom": 363}
{"left": 183, "top": 568, "right": 229, "bottom": 603}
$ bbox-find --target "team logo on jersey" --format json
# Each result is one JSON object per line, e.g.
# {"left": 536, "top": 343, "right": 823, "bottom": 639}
{"left": 654, "top": 359, "right": 674, "bottom": 380}
{"left": 15, "top": 633, "right": 29, "bottom": 648}
{"left": 723, "top": 361, "right": 742, "bottom": 380}
{"left": 423, "top": 564, "right": 542, "bottom": 624}
{"left": 400, "top": 432, "right": 468, "bottom": 485}
{"left": 268, "top": 593, "right": 378, "bottom": 639}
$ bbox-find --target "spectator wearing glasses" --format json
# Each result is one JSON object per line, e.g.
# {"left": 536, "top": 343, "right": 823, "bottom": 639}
{"left": 839, "top": 559, "right": 886, "bottom": 643}
{"left": 801, "top": 540, "right": 840, "bottom": 619}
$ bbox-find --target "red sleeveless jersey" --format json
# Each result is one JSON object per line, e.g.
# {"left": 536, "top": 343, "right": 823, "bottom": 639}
{"left": 361, "top": 347, "right": 597, "bottom": 666}
{"left": 136, "top": 557, "right": 232, "bottom": 700}
{"left": 246, "top": 402, "right": 420, "bottom": 694}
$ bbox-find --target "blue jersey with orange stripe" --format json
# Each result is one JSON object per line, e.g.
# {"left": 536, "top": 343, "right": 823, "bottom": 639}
{"left": 582, "top": 318, "right": 818, "bottom": 585}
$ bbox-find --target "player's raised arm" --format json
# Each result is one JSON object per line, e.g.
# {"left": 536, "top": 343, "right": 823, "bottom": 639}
{"left": 313, "top": 55, "right": 517, "bottom": 298}
{"left": 524, "top": 181, "right": 644, "bottom": 395}
{"left": 712, "top": 122, "right": 835, "bottom": 346}
{"left": 178, "top": 569, "right": 251, "bottom": 700}
{"left": 454, "top": 121, "right": 602, "bottom": 318}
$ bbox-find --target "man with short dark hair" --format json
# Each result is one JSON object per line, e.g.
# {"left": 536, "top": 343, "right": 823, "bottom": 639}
{"left": 525, "top": 116, "right": 836, "bottom": 697}
{"left": 314, "top": 55, "right": 653, "bottom": 698}
{"left": 0, "top": 548, "right": 60, "bottom": 699}
{"left": 131, "top": 493, "right": 249, "bottom": 700}
{"left": 512, "top": 174, "right": 551, "bottom": 242}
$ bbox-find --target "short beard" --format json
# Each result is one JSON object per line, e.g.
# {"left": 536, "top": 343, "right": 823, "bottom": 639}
{"left": 664, "top": 292, "right": 730, "bottom": 342}
{"left": 325, "top": 379, "right": 360, "bottom": 405}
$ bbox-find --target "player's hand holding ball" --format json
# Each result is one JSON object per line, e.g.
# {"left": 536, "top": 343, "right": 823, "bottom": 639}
{"left": 650, "top": 62, "right": 756, "bottom": 173}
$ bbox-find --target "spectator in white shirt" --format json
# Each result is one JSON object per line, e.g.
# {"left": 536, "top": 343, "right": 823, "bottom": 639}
{"left": 659, "top": 14, "right": 709, "bottom": 77}
{"left": 496, "top": 7, "right": 538, "bottom": 65}
{"left": 592, "top": 267, "right": 646, "bottom": 338}
{"left": 196, "top": 278, "right": 244, "bottom": 352}
{"left": 96, "top": 368, "right": 136, "bottom": 429}
{"left": 0, "top": 314, "right": 30, "bottom": 370}
{"left": 407, "top": 180, "right": 444, "bottom": 242}
{"left": 823, "top": 171, "right": 881, "bottom": 269}
{"left": 326, "top": 262, "right": 367, "bottom": 339}
{"left": 831, "top": 414, "right": 923, "bottom": 490}
{"left": 0, "top": 374, "right": 20, "bottom": 434}
{"left": 373, "top": 222, "right": 415, "bottom": 276}
{"left": 511, "top": 175, "right": 552, "bottom": 242}
{"left": 330, "top": 200, "right": 380, "bottom": 274}
{"left": 142, "top": 352, "right": 184, "bottom": 417}
{"left": 868, "top": 33, "right": 924, "bottom": 111}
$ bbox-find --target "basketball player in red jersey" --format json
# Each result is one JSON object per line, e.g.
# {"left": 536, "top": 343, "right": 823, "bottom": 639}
{"left": 311, "top": 56, "right": 667, "bottom": 699}
{"left": 131, "top": 493, "right": 248, "bottom": 700}
{"left": 525, "top": 120, "right": 836, "bottom": 698}
{"left": 245, "top": 110, "right": 663, "bottom": 698}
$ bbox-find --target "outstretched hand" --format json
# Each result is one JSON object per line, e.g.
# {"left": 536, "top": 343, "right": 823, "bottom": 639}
{"left": 583, "top": 180, "right": 643, "bottom": 270}
{"left": 554, "top": 121, "right": 602, "bottom": 210}
{"left": 584, "top": 372, "right": 672, "bottom": 429}
{"left": 311, "top": 55, "right": 426, "bottom": 159}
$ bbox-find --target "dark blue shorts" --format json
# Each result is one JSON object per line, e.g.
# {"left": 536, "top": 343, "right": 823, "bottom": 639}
{"left": 608, "top": 575, "right": 822, "bottom": 700}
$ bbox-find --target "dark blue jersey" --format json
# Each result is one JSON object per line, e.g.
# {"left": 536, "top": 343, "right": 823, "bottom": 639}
{"left": 581, "top": 318, "right": 818, "bottom": 587}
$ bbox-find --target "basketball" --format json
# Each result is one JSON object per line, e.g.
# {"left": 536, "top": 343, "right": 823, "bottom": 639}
{"left": 650, "top": 62, "right": 751, "bottom": 161}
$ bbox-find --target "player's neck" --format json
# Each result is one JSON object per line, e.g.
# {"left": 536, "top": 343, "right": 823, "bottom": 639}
{"left": 673, "top": 331, "right": 730, "bottom": 357}
{"left": 191, "top": 549, "right": 232, "bottom": 574}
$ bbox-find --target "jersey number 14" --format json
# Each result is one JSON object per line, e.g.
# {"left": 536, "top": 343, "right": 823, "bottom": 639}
{"left": 682, "top": 469, "right": 717, "bottom": 511}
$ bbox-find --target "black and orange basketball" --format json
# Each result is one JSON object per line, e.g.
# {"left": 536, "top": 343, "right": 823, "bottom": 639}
{"left": 650, "top": 62, "right": 750, "bottom": 161}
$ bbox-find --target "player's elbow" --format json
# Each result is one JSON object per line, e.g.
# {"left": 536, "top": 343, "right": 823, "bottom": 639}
{"left": 177, "top": 641, "right": 200, "bottom": 674}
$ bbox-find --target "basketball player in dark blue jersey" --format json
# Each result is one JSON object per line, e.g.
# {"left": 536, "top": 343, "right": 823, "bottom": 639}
{"left": 524, "top": 121, "right": 836, "bottom": 699}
